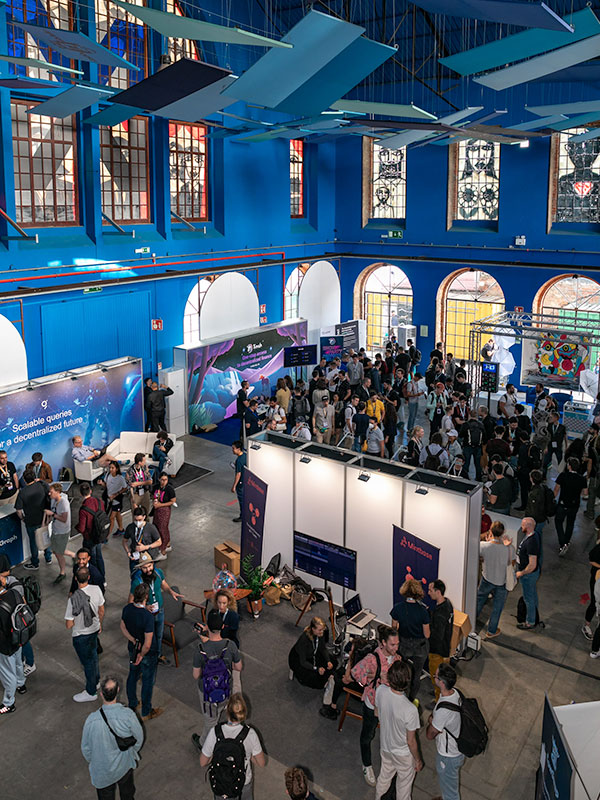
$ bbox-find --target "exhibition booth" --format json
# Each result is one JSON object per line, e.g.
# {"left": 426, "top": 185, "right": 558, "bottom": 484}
{"left": 245, "top": 431, "right": 482, "bottom": 629}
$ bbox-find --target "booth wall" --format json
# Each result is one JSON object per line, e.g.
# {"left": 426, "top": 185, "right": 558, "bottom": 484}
{"left": 555, "top": 702, "right": 600, "bottom": 800}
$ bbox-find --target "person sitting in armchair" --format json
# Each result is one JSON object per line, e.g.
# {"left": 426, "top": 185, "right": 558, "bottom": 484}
{"left": 152, "top": 431, "right": 173, "bottom": 474}
{"left": 71, "top": 436, "right": 113, "bottom": 471}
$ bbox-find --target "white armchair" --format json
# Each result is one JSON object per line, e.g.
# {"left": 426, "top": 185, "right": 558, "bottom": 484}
{"left": 73, "top": 459, "right": 106, "bottom": 483}
{"left": 106, "top": 432, "right": 184, "bottom": 477}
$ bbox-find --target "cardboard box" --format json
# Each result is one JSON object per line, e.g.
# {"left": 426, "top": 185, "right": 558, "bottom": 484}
{"left": 214, "top": 541, "right": 241, "bottom": 575}
{"left": 450, "top": 610, "right": 472, "bottom": 653}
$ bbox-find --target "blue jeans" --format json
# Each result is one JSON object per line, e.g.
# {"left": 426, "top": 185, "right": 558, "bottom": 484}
{"left": 436, "top": 752, "right": 465, "bottom": 800}
{"left": 72, "top": 632, "right": 99, "bottom": 696}
{"left": 534, "top": 523, "right": 544, "bottom": 568}
{"left": 89, "top": 543, "right": 105, "bottom": 582}
{"left": 127, "top": 642, "right": 158, "bottom": 717}
{"left": 476, "top": 577, "right": 508, "bottom": 634}
{"left": 352, "top": 436, "right": 362, "bottom": 453}
{"left": 25, "top": 524, "right": 51, "bottom": 568}
{"left": 22, "top": 641, "right": 34, "bottom": 667}
{"left": 153, "top": 608, "right": 164, "bottom": 657}
{"left": 236, "top": 487, "right": 243, "bottom": 517}
{"left": 520, "top": 569, "right": 540, "bottom": 626}
{"left": 407, "top": 402, "right": 418, "bottom": 432}
{"left": 152, "top": 444, "right": 168, "bottom": 473}
{"left": 462, "top": 446, "right": 482, "bottom": 481}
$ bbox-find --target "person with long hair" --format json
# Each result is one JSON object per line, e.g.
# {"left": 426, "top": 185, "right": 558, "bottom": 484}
{"left": 288, "top": 617, "right": 335, "bottom": 690}
{"left": 212, "top": 588, "right": 240, "bottom": 647}
{"left": 102, "top": 461, "right": 127, "bottom": 536}
{"left": 200, "top": 693, "right": 265, "bottom": 799}
{"left": 284, "top": 767, "right": 318, "bottom": 800}
{"left": 151, "top": 472, "right": 176, "bottom": 561}
{"left": 405, "top": 426, "right": 424, "bottom": 467}
{"left": 391, "top": 579, "right": 430, "bottom": 704}
{"left": 383, "top": 401, "right": 398, "bottom": 459}
{"left": 276, "top": 377, "right": 291, "bottom": 415}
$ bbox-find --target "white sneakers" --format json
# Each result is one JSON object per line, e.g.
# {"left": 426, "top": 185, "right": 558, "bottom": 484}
{"left": 154, "top": 553, "right": 167, "bottom": 561}
{"left": 362, "top": 766, "right": 376, "bottom": 786}
{"left": 23, "top": 664, "right": 36, "bottom": 678}
{"left": 73, "top": 691, "right": 97, "bottom": 703}
{"left": 591, "top": 651, "right": 600, "bottom": 659}
{"left": 582, "top": 624, "right": 593, "bottom": 641}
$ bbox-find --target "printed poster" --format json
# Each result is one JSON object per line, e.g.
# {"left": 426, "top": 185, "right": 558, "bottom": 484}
{"left": 241, "top": 468, "right": 267, "bottom": 574}
{"left": 521, "top": 331, "right": 590, "bottom": 390}
{"left": 393, "top": 526, "right": 440, "bottom": 608}
{"left": 535, "top": 696, "right": 573, "bottom": 800}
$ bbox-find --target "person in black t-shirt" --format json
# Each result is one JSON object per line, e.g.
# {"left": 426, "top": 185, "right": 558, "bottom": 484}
{"left": 390, "top": 579, "right": 430, "bottom": 702}
{"left": 427, "top": 580, "right": 453, "bottom": 702}
{"left": 68, "top": 548, "right": 104, "bottom": 596}
{"left": 554, "top": 457, "right": 587, "bottom": 555}
{"left": 430, "top": 343, "right": 444, "bottom": 364}
{"left": 244, "top": 400, "right": 260, "bottom": 440}
{"left": 236, "top": 380, "right": 250, "bottom": 437}
{"left": 583, "top": 520, "right": 600, "bottom": 641}
{"left": 16, "top": 469, "right": 50, "bottom": 570}
{"left": 516, "top": 517, "right": 540, "bottom": 629}
{"left": 120, "top": 583, "right": 159, "bottom": 721}
{"left": 0, "top": 451, "right": 18, "bottom": 507}
{"left": 352, "top": 402, "right": 370, "bottom": 453}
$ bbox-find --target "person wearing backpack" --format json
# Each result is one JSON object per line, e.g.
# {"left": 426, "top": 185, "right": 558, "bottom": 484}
{"left": 192, "top": 609, "right": 242, "bottom": 750}
{"left": 419, "top": 432, "right": 449, "bottom": 472}
{"left": 76, "top": 482, "right": 108, "bottom": 581}
{"left": 426, "top": 663, "right": 465, "bottom": 800}
{"left": 459, "top": 410, "right": 485, "bottom": 481}
{"left": 200, "top": 693, "right": 265, "bottom": 800}
{"left": 0, "top": 571, "right": 28, "bottom": 714}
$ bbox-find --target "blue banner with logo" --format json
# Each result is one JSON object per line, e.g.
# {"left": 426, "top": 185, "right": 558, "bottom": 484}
{"left": 320, "top": 335, "right": 344, "bottom": 363}
{"left": 241, "top": 468, "right": 268, "bottom": 573}
{"left": 535, "top": 696, "right": 573, "bottom": 800}
{"left": 0, "top": 513, "right": 25, "bottom": 568}
{"left": 392, "top": 526, "right": 440, "bottom": 608}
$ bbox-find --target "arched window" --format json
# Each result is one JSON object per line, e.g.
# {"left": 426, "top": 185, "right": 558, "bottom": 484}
{"left": 183, "top": 276, "right": 215, "bottom": 344}
{"left": 438, "top": 270, "right": 504, "bottom": 360}
{"left": 284, "top": 263, "right": 311, "bottom": 319}
{"left": 360, "top": 264, "right": 413, "bottom": 351}
{"left": 535, "top": 275, "right": 600, "bottom": 364}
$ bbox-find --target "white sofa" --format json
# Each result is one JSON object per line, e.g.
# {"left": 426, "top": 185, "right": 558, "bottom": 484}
{"left": 73, "top": 432, "right": 185, "bottom": 482}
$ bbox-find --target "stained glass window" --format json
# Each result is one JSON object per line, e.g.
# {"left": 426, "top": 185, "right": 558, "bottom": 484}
{"left": 364, "top": 264, "right": 413, "bottom": 351}
{"left": 169, "top": 122, "right": 208, "bottom": 222}
{"left": 6, "top": 0, "right": 74, "bottom": 81}
{"left": 12, "top": 100, "right": 78, "bottom": 226}
{"left": 454, "top": 139, "right": 500, "bottom": 222}
{"left": 95, "top": 0, "right": 146, "bottom": 88}
{"left": 165, "top": 0, "right": 200, "bottom": 62}
{"left": 290, "top": 140, "right": 305, "bottom": 217}
{"left": 370, "top": 142, "right": 406, "bottom": 220}
{"left": 442, "top": 270, "right": 504, "bottom": 360}
{"left": 553, "top": 129, "right": 600, "bottom": 223}
{"left": 284, "top": 264, "right": 311, "bottom": 319}
{"left": 100, "top": 117, "right": 149, "bottom": 223}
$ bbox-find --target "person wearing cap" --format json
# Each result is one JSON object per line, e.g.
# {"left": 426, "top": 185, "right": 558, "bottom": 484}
{"left": 191, "top": 608, "right": 242, "bottom": 750}
{"left": 446, "top": 429, "right": 462, "bottom": 463}
{"left": 128, "top": 552, "right": 182, "bottom": 665}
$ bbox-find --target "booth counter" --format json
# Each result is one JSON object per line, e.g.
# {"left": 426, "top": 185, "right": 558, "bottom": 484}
{"left": 247, "top": 431, "right": 482, "bottom": 630}
{"left": 0, "top": 504, "right": 31, "bottom": 567}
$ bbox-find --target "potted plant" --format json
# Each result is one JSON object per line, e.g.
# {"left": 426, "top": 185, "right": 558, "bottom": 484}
{"left": 241, "top": 555, "right": 270, "bottom": 618}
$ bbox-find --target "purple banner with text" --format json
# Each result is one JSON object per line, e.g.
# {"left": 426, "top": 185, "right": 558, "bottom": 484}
{"left": 393, "top": 526, "right": 440, "bottom": 608}
{"left": 241, "top": 468, "right": 268, "bottom": 572}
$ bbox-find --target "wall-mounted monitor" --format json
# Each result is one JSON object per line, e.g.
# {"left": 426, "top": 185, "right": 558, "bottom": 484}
{"left": 293, "top": 530, "right": 357, "bottom": 589}
{"left": 284, "top": 345, "right": 317, "bottom": 368}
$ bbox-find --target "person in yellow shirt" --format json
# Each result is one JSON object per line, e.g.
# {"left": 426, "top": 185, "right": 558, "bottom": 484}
{"left": 366, "top": 393, "right": 385, "bottom": 424}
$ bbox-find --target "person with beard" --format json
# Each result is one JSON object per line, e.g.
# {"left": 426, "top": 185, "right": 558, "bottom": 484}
{"left": 128, "top": 552, "right": 182, "bottom": 665}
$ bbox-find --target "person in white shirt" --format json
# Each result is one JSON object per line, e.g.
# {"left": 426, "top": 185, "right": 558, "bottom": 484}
{"left": 200, "top": 693, "right": 265, "bottom": 799}
{"left": 291, "top": 421, "right": 312, "bottom": 442}
{"left": 374, "top": 660, "right": 422, "bottom": 800}
{"left": 426, "top": 663, "right": 464, "bottom": 800}
{"left": 65, "top": 567, "right": 105, "bottom": 703}
{"left": 266, "top": 397, "right": 287, "bottom": 431}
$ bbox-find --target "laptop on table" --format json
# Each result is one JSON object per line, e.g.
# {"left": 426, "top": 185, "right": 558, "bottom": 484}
{"left": 343, "top": 594, "right": 376, "bottom": 629}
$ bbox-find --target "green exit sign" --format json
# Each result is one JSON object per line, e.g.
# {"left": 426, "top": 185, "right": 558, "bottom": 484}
{"left": 388, "top": 230, "right": 403, "bottom": 239}
{"left": 83, "top": 286, "right": 103, "bottom": 294}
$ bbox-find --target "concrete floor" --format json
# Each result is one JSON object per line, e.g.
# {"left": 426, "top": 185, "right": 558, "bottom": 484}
{"left": 3, "top": 429, "right": 600, "bottom": 800}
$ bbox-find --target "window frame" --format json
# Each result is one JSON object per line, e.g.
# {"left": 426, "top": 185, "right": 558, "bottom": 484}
{"left": 290, "top": 139, "right": 305, "bottom": 218}
{"left": 11, "top": 98, "right": 79, "bottom": 228}
{"left": 5, "top": 0, "right": 75, "bottom": 82}
{"left": 448, "top": 139, "right": 500, "bottom": 229}
{"left": 169, "top": 120, "right": 209, "bottom": 223}
{"left": 94, "top": 0, "right": 148, "bottom": 89}
{"left": 100, "top": 116, "right": 150, "bottom": 225}
{"left": 548, "top": 129, "right": 600, "bottom": 232}
{"left": 362, "top": 138, "right": 407, "bottom": 226}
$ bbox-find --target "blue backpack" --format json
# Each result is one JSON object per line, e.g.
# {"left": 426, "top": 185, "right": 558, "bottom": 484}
{"left": 199, "top": 643, "right": 231, "bottom": 704}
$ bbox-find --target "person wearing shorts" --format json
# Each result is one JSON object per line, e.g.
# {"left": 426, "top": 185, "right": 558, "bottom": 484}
{"left": 48, "top": 483, "right": 71, "bottom": 584}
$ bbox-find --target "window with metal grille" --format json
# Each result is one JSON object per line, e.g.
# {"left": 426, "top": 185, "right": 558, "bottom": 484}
{"left": 363, "top": 264, "right": 412, "bottom": 351}
{"left": 169, "top": 121, "right": 208, "bottom": 222}
{"left": 369, "top": 142, "right": 406, "bottom": 220}
{"left": 453, "top": 139, "right": 500, "bottom": 222}
{"left": 441, "top": 270, "right": 504, "bottom": 361}
{"left": 95, "top": 0, "right": 146, "bottom": 88}
{"left": 551, "top": 129, "right": 600, "bottom": 224}
{"left": 100, "top": 117, "right": 149, "bottom": 223}
{"left": 12, "top": 100, "right": 78, "bottom": 226}
{"left": 165, "top": 0, "right": 200, "bottom": 62}
{"left": 6, "top": 0, "right": 74, "bottom": 81}
{"left": 290, "top": 139, "right": 305, "bottom": 217}
{"left": 538, "top": 275, "right": 600, "bottom": 365}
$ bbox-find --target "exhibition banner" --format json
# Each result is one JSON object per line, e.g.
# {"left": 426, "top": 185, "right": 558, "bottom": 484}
{"left": 183, "top": 320, "right": 308, "bottom": 430}
{"left": 535, "top": 696, "right": 573, "bottom": 800}
{"left": 320, "top": 335, "right": 344, "bottom": 363}
{"left": 241, "top": 468, "right": 267, "bottom": 572}
{"left": 521, "top": 331, "right": 590, "bottom": 390}
{"left": 392, "top": 526, "right": 440, "bottom": 608}
{"left": 0, "top": 361, "right": 143, "bottom": 478}
{"left": 0, "top": 514, "right": 25, "bottom": 567}
{"left": 335, "top": 320, "right": 362, "bottom": 352}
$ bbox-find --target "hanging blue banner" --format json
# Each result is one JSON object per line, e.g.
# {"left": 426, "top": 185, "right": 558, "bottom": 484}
{"left": 241, "top": 468, "right": 268, "bottom": 572}
{"left": 392, "top": 526, "right": 440, "bottom": 608}
{"left": 320, "top": 335, "right": 344, "bottom": 363}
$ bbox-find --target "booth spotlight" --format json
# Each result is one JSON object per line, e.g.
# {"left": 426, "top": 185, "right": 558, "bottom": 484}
{"left": 415, "top": 485, "right": 428, "bottom": 496}
{"left": 70, "top": 376, "right": 78, "bottom": 381}
{"left": 299, "top": 455, "right": 311, "bottom": 464}
{"left": 358, "top": 471, "right": 370, "bottom": 482}
{"left": 249, "top": 443, "right": 262, "bottom": 451}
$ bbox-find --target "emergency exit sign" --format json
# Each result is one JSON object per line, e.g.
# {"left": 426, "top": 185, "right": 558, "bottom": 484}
{"left": 388, "top": 230, "right": 403, "bottom": 239}
{"left": 151, "top": 319, "right": 163, "bottom": 331}
{"left": 83, "top": 286, "right": 102, "bottom": 294}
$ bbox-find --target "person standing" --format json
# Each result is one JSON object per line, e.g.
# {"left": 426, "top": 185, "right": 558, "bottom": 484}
{"left": 427, "top": 580, "right": 454, "bottom": 701}
{"left": 404, "top": 373, "right": 424, "bottom": 432}
{"left": 120, "top": 583, "right": 161, "bottom": 722}
{"left": 126, "top": 454, "right": 153, "bottom": 515}
{"left": 406, "top": 426, "right": 424, "bottom": 467}
{"left": 459, "top": 410, "right": 484, "bottom": 481}
{"left": 147, "top": 381, "right": 173, "bottom": 432}
{"left": 75, "top": 483, "right": 106, "bottom": 580}
{"left": 65, "top": 567, "right": 104, "bottom": 702}
{"left": 390, "top": 579, "right": 430, "bottom": 704}
{"left": 486, "top": 463, "right": 512, "bottom": 516}
{"left": 81, "top": 675, "right": 144, "bottom": 799}
{"left": 516, "top": 517, "right": 541, "bottom": 630}
{"left": 544, "top": 411, "right": 566, "bottom": 475}
{"left": 284, "top": 767, "right": 319, "bottom": 800}
{"left": 143, "top": 376, "right": 153, "bottom": 432}
{"left": 236, "top": 380, "right": 250, "bottom": 438}
{"left": 122, "top": 507, "right": 162, "bottom": 572}
{"left": 477, "top": 521, "right": 515, "bottom": 639}
{"left": 426, "top": 663, "right": 465, "bottom": 800}
{"left": 0, "top": 450, "right": 18, "bottom": 507}
{"left": 365, "top": 416, "right": 385, "bottom": 458}
{"left": 244, "top": 399, "right": 261, "bottom": 441}
{"left": 374, "top": 660, "right": 422, "bottom": 800}
{"left": 48, "top": 482, "right": 71, "bottom": 584}
{"left": 231, "top": 441, "right": 246, "bottom": 523}
{"left": 554, "top": 457, "right": 587, "bottom": 556}
{"left": 102, "top": 463, "right": 128, "bottom": 537}
{"left": 16, "top": 469, "right": 50, "bottom": 571}
{"left": 347, "top": 353, "right": 364, "bottom": 388}
{"left": 582, "top": 519, "right": 600, "bottom": 642}
{"left": 26, "top": 452, "right": 53, "bottom": 483}
{"left": 352, "top": 401, "right": 370, "bottom": 453}
{"left": 312, "top": 395, "right": 335, "bottom": 444}
{"left": 0, "top": 571, "right": 27, "bottom": 714}
{"left": 497, "top": 384, "right": 517, "bottom": 423}
{"left": 152, "top": 473, "right": 176, "bottom": 559}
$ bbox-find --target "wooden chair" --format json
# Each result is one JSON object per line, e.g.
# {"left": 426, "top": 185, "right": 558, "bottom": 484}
{"left": 337, "top": 686, "right": 379, "bottom": 733}
{"left": 162, "top": 587, "right": 204, "bottom": 668}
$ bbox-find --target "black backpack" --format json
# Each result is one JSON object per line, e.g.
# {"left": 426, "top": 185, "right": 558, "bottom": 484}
{"left": 82, "top": 501, "right": 111, "bottom": 544}
{"left": 15, "top": 577, "right": 41, "bottom": 615}
{"left": 543, "top": 486, "right": 557, "bottom": 518}
{"left": 208, "top": 723, "right": 249, "bottom": 799}
{"left": 437, "top": 690, "right": 488, "bottom": 758}
{"left": 0, "top": 588, "right": 37, "bottom": 648}
{"left": 527, "top": 443, "right": 542, "bottom": 470}
{"left": 424, "top": 445, "right": 442, "bottom": 472}
{"left": 465, "top": 422, "right": 482, "bottom": 447}
{"left": 413, "top": 348, "right": 422, "bottom": 363}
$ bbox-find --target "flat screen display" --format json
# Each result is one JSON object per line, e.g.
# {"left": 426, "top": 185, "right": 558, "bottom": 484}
{"left": 293, "top": 530, "right": 357, "bottom": 589}
{"left": 284, "top": 345, "right": 317, "bottom": 368}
